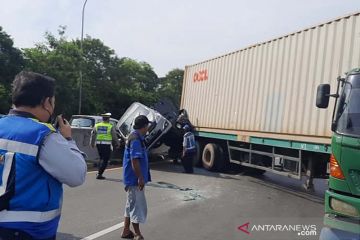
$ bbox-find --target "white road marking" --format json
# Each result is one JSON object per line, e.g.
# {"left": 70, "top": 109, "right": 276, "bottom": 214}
{"left": 81, "top": 161, "right": 168, "bottom": 238}
{"left": 81, "top": 222, "right": 124, "bottom": 240}
{"left": 81, "top": 160, "right": 168, "bottom": 238}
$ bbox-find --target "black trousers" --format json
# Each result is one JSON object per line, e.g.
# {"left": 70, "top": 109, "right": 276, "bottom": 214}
{"left": 0, "top": 227, "right": 55, "bottom": 240}
{"left": 96, "top": 144, "right": 112, "bottom": 175}
{"left": 181, "top": 153, "right": 194, "bottom": 173}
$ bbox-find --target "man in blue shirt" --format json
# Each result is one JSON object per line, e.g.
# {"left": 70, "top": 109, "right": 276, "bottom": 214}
{"left": 121, "top": 115, "right": 150, "bottom": 240}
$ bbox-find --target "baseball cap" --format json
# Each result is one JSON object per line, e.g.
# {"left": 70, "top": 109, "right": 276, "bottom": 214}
{"left": 183, "top": 124, "right": 191, "bottom": 131}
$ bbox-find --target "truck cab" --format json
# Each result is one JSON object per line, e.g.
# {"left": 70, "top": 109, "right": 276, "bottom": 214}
{"left": 116, "top": 102, "right": 173, "bottom": 150}
{"left": 317, "top": 68, "right": 360, "bottom": 236}
{"left": 115, "top": 100, "right": 193, "bottom": 163}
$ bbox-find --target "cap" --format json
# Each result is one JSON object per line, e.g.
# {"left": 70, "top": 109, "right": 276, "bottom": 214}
{"left": 183, "top": 124, "right": 191, "bottom": 131}
{"left": 101, "top": 112, "right": 112, "bottom": 117}
{"left": 133, "top": 115, "right": 150, "bottom": 130}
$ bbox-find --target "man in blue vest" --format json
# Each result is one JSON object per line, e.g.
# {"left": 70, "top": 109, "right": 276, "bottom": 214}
{"left": 0, "top": 71, "right": 87, "bottom": 239}
{"left": 181, "top": 125, "right": 196, "bottom": 173}
{"left": 121, "top": 115, "right": 150, "bottom": 240}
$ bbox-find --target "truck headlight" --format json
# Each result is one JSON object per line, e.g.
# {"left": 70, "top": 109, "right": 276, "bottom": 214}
{"left": 330, "top": 198, "right": 359, "bottom": 217}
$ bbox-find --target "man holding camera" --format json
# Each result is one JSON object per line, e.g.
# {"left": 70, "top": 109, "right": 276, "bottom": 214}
{"left": 0, "top": 71, "right": 87, "bottom": 239}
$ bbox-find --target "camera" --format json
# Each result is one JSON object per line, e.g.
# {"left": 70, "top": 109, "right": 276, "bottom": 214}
{"left": 53, "top": 115, "right": 66, "bottom": 129}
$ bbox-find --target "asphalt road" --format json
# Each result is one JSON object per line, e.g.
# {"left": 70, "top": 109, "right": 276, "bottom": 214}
{"left": 57, "top": 161, "right": 327, "bottom": 240}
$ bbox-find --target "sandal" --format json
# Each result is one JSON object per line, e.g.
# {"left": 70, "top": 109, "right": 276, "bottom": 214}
{"left": 133, "top": 235, "right": 144, "bottom": 240}
{"left": 121, "top": 231, "right": 135, "bottom": 239}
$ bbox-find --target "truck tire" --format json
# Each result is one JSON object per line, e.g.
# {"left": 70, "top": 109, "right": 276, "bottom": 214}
{"left": 216, "top": 145, "right": 229, "bottom": 171}
{"left": 193, "top": 141, "right": 204, "bottom": 167}
{"left": 202, "top": 143, "right": 223, "bottom": 171}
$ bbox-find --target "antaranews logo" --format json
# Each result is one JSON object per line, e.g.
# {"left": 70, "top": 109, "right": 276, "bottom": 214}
{"left": 238, "top": 222, "right": 250, "bottom": 235}
{"left": 238, "top": 222, "right": 317, "bottom": 237}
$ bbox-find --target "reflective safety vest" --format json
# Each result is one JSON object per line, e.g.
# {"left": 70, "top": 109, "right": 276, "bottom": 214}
{"left": 183, "top": 132, "right": 196, "bottom": 153}
{"left": 0, "top": 115, "right": 62, "bottom": 238}
{"left": 95, "top": 122, "right": 113, "bottom": 144}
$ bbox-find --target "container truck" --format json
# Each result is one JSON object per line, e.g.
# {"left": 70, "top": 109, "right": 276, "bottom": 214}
{"left": 181, "top": 12, "right": 360, "bottom": 190}
{"left": 180, "top": 12, "right": 360, "bottom": 237}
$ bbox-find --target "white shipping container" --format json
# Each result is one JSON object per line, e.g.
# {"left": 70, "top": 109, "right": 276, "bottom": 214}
{"left": 181, "top": 12, "right": 360, "bottom": 145}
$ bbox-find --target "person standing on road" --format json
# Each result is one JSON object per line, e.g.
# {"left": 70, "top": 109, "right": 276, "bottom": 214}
{"left": 181, "top": 124, "right": 196, "bottom": 174}
{"left": 121, "top": 115, "right": 150, "bottom": 240}
{"left": 0, "top": 71, "right": 87, "bottom": 239}
{"left": 91, "top": 113, "right": 120, "bottom": 180}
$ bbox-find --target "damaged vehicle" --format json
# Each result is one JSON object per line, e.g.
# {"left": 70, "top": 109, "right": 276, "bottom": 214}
{"left": 116, "top": 100, "right": 192, "bottom": 161}
{"left": 70, "top": 99, "right": 193, "bottom": 163}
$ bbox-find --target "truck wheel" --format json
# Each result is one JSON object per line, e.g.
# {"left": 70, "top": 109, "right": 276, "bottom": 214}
{"left": 193, "top": 141, "right": 204, "bottom": 167}
{"left": 202, "top": 143, "right": 223, "bottom": 171}
{"left": 216, "top": 145, "right": 229, "bottom": 171}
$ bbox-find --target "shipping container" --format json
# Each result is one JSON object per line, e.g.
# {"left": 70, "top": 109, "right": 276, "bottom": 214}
{"left": 182, "top": 12, "right": 360, "bottom": 144}
{"left": 181, "top": 12, "right": 360, "bottom": 189}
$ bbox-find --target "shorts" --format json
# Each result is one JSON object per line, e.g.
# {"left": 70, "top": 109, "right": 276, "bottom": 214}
{"left": 124, "top": 186, "right": 147, "bottom": 224}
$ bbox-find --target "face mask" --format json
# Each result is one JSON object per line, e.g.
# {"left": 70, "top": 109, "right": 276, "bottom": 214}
{"left": 43, "top": 98, "right": 55, "bottom": 123}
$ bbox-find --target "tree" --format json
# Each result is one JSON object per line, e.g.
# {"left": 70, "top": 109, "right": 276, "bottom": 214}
{"left": 23, "top": 27, "right": 161, "bottom": 119}
{"left": 0, "top": 26, "right": 24, "bottom": 113}
{"left": 0, "top": 26, "right": 180, "bottom": 119}
{"left": 23, "top": 29, "right": 82, "bottom": 117}
{"left": 117, "top": 58, "right": 160, "bottom": 105}
{"left": 158, "top": 68, "right": 184, "bottom": 107}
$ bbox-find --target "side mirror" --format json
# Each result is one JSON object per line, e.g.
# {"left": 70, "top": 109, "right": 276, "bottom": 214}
{"left": 316, "top": 84, "right": 330, "bottom": 108}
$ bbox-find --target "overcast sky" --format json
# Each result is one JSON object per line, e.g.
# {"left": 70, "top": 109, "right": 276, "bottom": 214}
{"left": 1, "top": 0, "right": 359, "bottom": 77}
